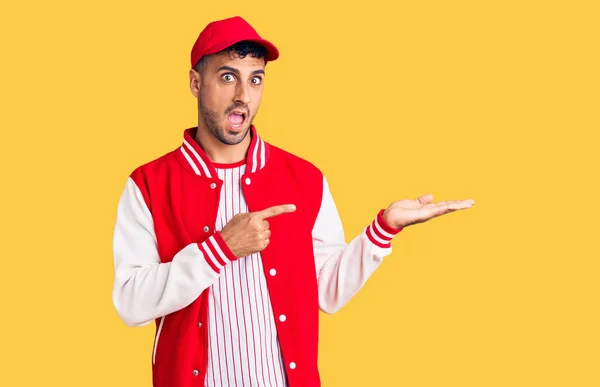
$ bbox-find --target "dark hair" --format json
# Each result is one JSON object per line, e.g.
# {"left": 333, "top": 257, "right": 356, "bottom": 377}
{"left": 193, "top": 40, "right": 267, "bottom": 73}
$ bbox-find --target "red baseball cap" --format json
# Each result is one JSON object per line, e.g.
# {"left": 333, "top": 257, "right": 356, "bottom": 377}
{"left": 190, "top": 16, "right": 279, "bottom": 69}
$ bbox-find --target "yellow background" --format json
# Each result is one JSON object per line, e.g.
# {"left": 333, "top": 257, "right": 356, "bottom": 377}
{"left": 1, "top": 0, "right": 598, "bottom": 386}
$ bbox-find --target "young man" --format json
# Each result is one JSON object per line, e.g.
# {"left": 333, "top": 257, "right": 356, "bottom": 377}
{"left": 112, "top": 16, "right": 475, "bottom": 387}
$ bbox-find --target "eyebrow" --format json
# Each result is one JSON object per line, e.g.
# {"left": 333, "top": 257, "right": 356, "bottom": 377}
{"left": 216, "top": 65, "right": 265, "bottom": 76}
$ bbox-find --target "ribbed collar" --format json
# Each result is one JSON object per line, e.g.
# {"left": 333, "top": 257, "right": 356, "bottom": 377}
{"left": 178, "top": 125, "right": 270, "bottom": 178}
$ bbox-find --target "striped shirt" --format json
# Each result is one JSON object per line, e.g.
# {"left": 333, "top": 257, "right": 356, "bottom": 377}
{"left": 204, "top": 161, "right": 288, "bottom": 387}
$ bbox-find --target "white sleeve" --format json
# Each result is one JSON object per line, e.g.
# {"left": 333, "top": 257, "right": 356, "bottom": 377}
{"left": 112, "top": 177, "right": 237, "bottom": 327}
{"left": 312, "top": 176, "right": 403, "bottom": 314}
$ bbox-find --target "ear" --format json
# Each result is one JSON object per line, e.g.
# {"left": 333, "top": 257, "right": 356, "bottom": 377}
{"left": 189, "top": 68, "right": 201, "bottom": 98}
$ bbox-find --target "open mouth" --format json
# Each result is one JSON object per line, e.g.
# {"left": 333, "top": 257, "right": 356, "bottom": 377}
{"left": 227, "top": 111, "right": 246, "bottom": 130}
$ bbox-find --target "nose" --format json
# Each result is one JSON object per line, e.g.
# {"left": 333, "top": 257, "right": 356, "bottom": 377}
{"left": 234, "top": 81, "right": 251, "bottom": 106}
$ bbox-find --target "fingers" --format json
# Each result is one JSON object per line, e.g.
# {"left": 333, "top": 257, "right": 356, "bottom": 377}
{"left": 420, "top": 199, "right": 474, "bottom": 220}
{"left": 437, "top": 200, "right": 473, "bottom": 211}
{"left": 261, "top": 220, "right": 270, "bottom": 231}
{"left": 423, "top": 199, "right": 475, "bottom": 209}
{"left": 259, "top": 229, "right": 271, "bottom": 240}
{"left": 259, "top": 229, "right": 271, "bottom": 249}
{"left": 255, "top": 204, "right": 297, "bottom": 220}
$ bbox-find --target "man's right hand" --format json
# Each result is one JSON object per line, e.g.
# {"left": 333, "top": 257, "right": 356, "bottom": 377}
{"left": 219, "top": 204, "right": 297, "bottom": 258}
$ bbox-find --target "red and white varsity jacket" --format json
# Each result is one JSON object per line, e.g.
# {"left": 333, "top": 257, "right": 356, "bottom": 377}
{"left": 112, "top": 126, "right": 402, "bottom": 387}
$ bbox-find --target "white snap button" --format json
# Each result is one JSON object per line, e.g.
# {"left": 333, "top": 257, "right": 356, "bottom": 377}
{"left": 193, "top": 369, "right": 199, "bottom": 376}
{"left": 279, "top": 314, "right": 286, "bottom": 322}
{"left": 210, "top": 182, "right": 216, "bottom": 189}
{"left": 203, "top": 226, "right": 210, "bottom": 232}
{"left": 198, "top": 322, "right": 202, "bottom": 328}
{"left": 270, "top": 269, "right": 276, "bottom": 276}
{"left": 289, "top": 362, "right": 296, "bottom": 370}
{"left": 245, "top": 177, "right": 251, "bottom": 185}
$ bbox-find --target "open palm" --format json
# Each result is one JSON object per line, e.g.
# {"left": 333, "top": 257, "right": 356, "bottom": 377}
{"left": 383, "top": 194, "right": 475, "bottom": 229}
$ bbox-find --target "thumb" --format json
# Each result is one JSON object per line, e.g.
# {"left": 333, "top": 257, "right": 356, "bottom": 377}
{"left": 416, "top": 194, "right": 434, "bottom": 205}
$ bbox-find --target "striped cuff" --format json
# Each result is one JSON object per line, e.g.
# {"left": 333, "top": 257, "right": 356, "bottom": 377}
{"left": 365, "top": 209, "right": 403, "bottom": 248}
{"left": 197, "top": 232, "right": 238, "bottom": 274}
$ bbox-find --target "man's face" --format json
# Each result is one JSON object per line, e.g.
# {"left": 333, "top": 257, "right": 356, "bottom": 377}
{"left": 190, "top": 51, "right": 266, "bottom": 146}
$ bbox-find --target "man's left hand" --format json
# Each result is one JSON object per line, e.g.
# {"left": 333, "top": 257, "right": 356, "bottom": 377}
{"left": 383, "top": 194, "right": 475, "bottom": 229}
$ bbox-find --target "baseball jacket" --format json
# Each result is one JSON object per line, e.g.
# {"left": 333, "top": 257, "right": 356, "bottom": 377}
{"left": 112, "top": 125, "right": 402, "bottom": 387}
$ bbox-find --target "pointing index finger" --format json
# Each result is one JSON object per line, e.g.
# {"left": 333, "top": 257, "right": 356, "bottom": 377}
{"left": 256, "top": 204, "right": 297, "bottom": 219}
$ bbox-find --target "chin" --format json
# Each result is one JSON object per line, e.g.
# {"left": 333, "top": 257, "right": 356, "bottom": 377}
{"left": 228, "top": 122, "right": 251, "bottom": 136}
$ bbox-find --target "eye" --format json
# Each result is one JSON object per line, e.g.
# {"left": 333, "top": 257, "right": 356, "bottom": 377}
{"left": 221, "top": 73, "right": 235, "bottom": 82}
{"left": 251, "top": 76, "right": 262, "bottom": 85}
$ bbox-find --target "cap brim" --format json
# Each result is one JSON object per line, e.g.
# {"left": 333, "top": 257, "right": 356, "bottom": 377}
{"left": 245, "top": 38, "right": 279, "bottom": 61}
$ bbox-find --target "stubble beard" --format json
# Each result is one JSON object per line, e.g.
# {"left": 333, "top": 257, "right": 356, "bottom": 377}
{"left": 199, "top": 87, "right": 253, "bottom": 146}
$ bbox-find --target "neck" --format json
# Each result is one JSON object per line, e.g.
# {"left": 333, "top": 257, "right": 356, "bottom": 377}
{"left": 194, "top": 125, "right": 251, "bottom": 164}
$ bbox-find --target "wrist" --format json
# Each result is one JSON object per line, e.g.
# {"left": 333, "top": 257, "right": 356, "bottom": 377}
{"left": 380, "top": 209, "right": 403, "bottom": 232}
{"left": 365, "top": 209, "right": 403, "bottom": 249}
{"left": 211, "top": 231, "right": 238, "bottom": 261}
{"left": 196, "top": 232, "right": 238, "bottom": 275}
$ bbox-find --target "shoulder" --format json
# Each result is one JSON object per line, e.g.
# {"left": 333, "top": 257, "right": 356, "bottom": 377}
{"left": 125, "top": 147, "right": 182, "bottom": 194}
{"left": 120, "top": 147, "right": 182, "bottom": 212}
{"left": 130, "top": 147, "right": 179, "bottom": 179}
